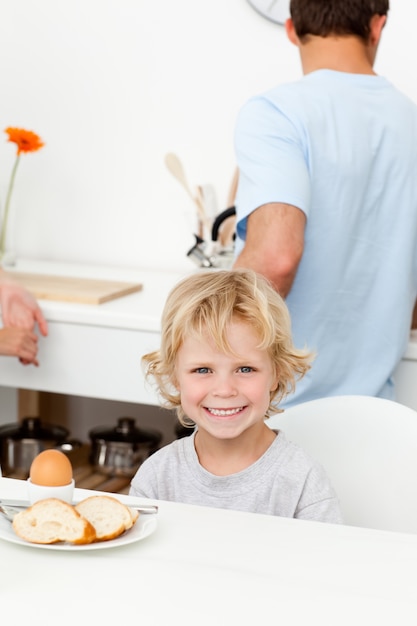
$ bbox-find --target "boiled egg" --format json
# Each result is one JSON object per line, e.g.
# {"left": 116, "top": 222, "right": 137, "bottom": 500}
{"left": 29, "top": 449, "right": 73, "bottom": 487}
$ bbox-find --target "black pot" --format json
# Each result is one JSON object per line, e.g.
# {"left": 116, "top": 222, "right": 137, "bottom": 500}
{"left": 89, "top": 417, "right": 162, "bottom": 477}
{"left": 0, "top": 416, "right": 80, "bottom": 478}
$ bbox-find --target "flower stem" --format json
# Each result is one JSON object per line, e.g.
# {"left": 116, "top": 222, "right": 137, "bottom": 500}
{"left": 0, "top": 155, "right": 20, "bottom": 259}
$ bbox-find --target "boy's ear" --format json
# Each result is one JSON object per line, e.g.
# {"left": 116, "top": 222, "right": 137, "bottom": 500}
{"left": 285, "top": 18, "right": 299, "bottom": 46}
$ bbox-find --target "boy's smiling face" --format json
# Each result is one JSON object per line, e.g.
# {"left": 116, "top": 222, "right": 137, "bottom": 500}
{"left": 174, "top": 319, "right": 279, "bottom": 440}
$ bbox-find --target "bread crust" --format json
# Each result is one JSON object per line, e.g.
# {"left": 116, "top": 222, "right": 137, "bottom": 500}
{"left": 12, "top": 498, "right": 97, "bottom": 545}
{"left": 75, "top": 495, "right": 138, "bottom": 542}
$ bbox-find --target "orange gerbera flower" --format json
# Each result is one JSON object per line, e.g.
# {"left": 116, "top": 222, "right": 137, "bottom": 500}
{"left": 0, "top": 127, "right": 45, "bottom": 264}
{"left": 5, "top": 127, "right": 45, "bottom": 155}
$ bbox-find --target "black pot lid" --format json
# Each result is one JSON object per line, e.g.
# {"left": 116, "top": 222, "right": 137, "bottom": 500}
{"left": 0, "top": 416, "right": 69, "bottom": 441}
{"left": 89, "top": 417, "right": 162, "bottom": 445}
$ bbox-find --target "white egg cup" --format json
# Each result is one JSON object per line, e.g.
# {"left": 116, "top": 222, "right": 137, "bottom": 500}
{"left": 27, "top": 478, "right": 75, "bottom": 505}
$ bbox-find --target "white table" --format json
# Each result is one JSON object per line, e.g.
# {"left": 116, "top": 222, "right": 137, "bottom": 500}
{"left": 0, "top": 477, "right": 416, "bottom": 625}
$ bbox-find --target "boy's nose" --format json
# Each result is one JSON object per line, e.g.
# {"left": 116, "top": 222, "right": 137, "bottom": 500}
{"left": 212, "top": 376, "right": 238, "bottom": 397}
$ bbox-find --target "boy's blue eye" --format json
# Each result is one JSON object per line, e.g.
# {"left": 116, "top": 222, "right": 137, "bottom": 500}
{"left": 239, "top": 366, "right": 253, "bottom": 373}
{"left": 195, "top": 367, "right": 210, "bottom": 374}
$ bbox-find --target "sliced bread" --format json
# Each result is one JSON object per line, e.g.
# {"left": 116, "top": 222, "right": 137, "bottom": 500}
{"left": 75, "top": 495, "right": 138, "bottom": 541}
{"left": 129, "top": 507, "right": 139, "bottom": 525}
{"left": 12, "top": 498, "right": 97, "bottom": 545}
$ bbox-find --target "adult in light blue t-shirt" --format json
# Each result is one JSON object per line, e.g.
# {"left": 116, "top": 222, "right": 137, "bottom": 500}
{"left": 233, "top": 0, "right": 417, "bottom": 407}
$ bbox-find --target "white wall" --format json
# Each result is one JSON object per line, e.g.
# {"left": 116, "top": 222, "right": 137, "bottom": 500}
{"left": 1, "top": 0, "right": 414, "bottom": 273}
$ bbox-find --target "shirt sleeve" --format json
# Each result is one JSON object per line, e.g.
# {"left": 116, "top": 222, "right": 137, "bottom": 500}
{"left": 294, "top": 463, "right": 344, "bottom": 524}
{"left": 234, "top": 95, "right": 311, "bottom": 242}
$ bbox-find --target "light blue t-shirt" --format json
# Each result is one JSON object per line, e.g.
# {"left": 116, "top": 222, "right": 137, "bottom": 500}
{"left": 234, "top": 70, "right": 417, "bottom": 406}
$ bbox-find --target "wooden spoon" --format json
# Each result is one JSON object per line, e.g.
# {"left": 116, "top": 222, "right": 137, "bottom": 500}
{"left": 164, "top": 153, "right": 210, "bottom": 234}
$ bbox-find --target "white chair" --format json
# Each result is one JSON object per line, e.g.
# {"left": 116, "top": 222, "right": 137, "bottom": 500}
{"left": 266, "top": 395, "right": 417, "bottom": 534}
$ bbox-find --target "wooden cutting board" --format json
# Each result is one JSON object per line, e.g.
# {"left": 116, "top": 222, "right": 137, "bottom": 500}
{"left": 3, "top": 271, "right": 143, "bottom": 305}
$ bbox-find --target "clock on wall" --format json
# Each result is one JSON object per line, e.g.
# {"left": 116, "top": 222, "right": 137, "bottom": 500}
{"left": 246, "top": 0, "right": 290, "bottom": 25}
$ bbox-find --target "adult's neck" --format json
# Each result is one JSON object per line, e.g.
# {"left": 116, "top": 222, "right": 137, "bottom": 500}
{"left": 298, "top": 35, "right": 377, "bottom": 76}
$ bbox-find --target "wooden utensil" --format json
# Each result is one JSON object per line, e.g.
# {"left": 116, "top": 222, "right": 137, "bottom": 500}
{"left": 219, "top": 215, "right": 236, "bottom": 248}
{"left": 164, "top": 152, "right": 210, "bottom": 236}
{"left": 220, "top": 167, "right": 238, "bottom": 247}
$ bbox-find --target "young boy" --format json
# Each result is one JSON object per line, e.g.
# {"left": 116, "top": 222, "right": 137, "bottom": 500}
{"left": 130, "top": 269, "right": 342, "bottom": 523}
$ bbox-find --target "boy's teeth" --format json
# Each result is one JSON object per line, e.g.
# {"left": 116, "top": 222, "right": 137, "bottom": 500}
{"left": 208, "top": 407, "right": 243, "bottom": 416}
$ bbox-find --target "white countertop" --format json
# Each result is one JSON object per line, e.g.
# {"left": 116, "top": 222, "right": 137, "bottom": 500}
{"left": 3, "top": 258, "right": 193, "bottom": 332}
{"left": 0, "top": 477, "right": 416, "bottom": 625}
{"left": 0, "top": 259, "right": 197, "bottom": 403}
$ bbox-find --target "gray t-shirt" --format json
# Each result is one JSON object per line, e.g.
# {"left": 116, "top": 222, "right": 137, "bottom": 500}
{"left": 129, "top": 430, "right": 343, "bottom": 524}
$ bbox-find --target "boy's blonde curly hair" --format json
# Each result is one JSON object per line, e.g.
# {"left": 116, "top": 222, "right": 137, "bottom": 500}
{"left": 142, "top": 269, "right": 313, "bottom": 427}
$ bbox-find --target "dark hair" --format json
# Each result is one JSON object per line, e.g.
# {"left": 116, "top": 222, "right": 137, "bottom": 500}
{"left": 290, "top": 0, "right": 389, "bottom": 41}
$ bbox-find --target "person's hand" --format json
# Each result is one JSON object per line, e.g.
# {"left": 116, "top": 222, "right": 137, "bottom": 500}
{"left": 0, "top": 279, "right": 48, "bottom": 336}
{"left": 0, "top": 327, "right": 40, "bottom": 366}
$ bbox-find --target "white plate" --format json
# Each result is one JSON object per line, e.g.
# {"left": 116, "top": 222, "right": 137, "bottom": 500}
{"left": 0, "top": 510, "right": 157, "bottom": 551}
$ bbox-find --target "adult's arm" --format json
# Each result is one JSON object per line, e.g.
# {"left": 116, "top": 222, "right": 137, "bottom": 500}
{"left": 233, "top": 202, "right": 306, "bottom": 297}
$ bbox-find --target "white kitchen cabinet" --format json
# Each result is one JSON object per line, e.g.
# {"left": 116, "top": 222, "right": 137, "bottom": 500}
{"left": 0, "top": 260, "right": 190, "bottom": 406}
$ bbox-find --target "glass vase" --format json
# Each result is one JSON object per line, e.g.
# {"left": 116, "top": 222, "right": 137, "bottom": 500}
{"left": 0, "top": 206, "right": 16, "bottom": 267}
